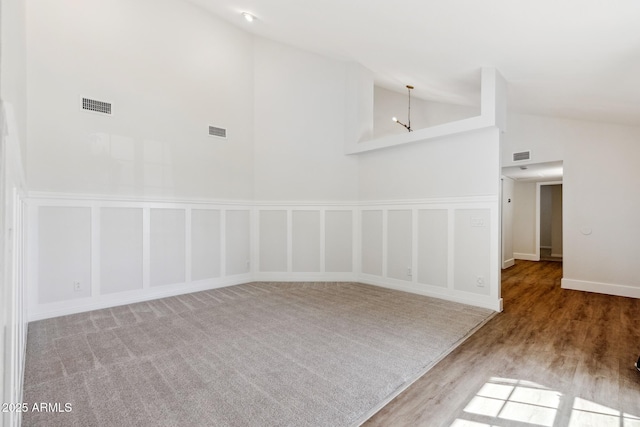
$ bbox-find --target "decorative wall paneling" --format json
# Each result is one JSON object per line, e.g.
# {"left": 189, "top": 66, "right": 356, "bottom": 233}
{"left": 358, "top": 197, "right": 502, "bottom": 311}
{"left": 253, "top": 205, "right": 358, "bottom": 282}
{"left": 27, "top": 195, "right": 252, "bottom": 321}
{"left": 28, "top": 196, "right": 501, "bottom": 320}
{"left": 1, "top": 103, "right": 28, "bottom": 427}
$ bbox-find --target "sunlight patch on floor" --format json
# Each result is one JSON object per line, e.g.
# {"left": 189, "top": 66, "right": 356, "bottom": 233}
{"left": 452, "top": 377, "right": 640, "bottom": 427}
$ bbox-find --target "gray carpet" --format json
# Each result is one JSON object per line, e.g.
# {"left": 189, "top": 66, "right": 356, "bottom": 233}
{"left": 22, "top": 282, "right": 492, "bottom": 427}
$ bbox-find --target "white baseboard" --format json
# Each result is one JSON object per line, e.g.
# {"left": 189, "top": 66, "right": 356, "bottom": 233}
{"left": 28, "top": 274, "right": 253, "bottom": 321}
{"left": 502, "top": 258, "right": 515, "bottom": 269}
{"left": 252, "top": 272, "right": 358, "bottom": 282}
{"left": 561, "top": 278, "right": 640, "bottom": 299}
{"left": 30, "top": 270, "right": 501, "bottom": 322}
{"left": 514, "top": 252, "right": 539, "bottom": 261}
{"left": 358, "top": 274, "right": 502, "bottom": 312}
{"left": 551, "top": 253, "right": 563, "bottom": 258}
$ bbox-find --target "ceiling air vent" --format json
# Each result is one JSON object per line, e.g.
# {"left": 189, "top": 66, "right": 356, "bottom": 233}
{"left": 512, "top": 150, "right": 531, "bottom": 162}
{"left": 208, "top": 125, "right": 227, "bottom": 139}
{"left": 81, "top": 97, "right": 112, "bottom": 115}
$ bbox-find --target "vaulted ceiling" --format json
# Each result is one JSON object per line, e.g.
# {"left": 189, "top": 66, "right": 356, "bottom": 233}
{"left": 188, "top": 0, "right": 640, "bottom": 126}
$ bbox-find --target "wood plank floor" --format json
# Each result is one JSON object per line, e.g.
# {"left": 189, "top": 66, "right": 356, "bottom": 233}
{"left": 365, "top": 260, "right": 640, "bottom": 427}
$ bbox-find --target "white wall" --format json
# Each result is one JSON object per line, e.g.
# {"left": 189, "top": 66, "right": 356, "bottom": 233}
{"left": 1, "top": 0, "right": 28, "bottom": 425}
{"left": 359, "top": 127, "right": 500, "bottom": 200}
{"left": 356, "top": 127, "right": 502, "bottom": 310}
{"left": 0, "top": 0, "right": 27, "bottom": 162}
{"left": 503, "top": 113, "right": 640, "bottom": 298}
{"left": 512, "top": 181, "right": 537, "bottom": 260}
{"left": 253, "top": 39, "right": 359, "bottom": 202}
{"left": 26, "top": 0, "right": 255, "bottom": 200}
{"left": 373, "top": 86, "right": 479, "bottom": 139}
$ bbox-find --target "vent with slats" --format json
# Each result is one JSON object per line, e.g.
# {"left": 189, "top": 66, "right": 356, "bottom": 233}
{"left": 82, "top": 97, "right": 112, "bottom": 115}
{"left": 512, "top": 151, "right": 531, "bottom": 162}
{"left": 209, "top": 126, "right": 227, "bottom": 138}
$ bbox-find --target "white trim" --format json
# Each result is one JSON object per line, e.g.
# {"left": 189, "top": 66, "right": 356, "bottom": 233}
{"left": 26, "top": 191, "right": 497, "bottom": 209}
{"left": 185, "top": 207, "right": 192, "bottom": 283}
{"left": 357, "top": 195, "right": 498, "bottom": 206}
{"left": 447, "top": 208, "right": 455, "bottom": 290}
{"left": 319, "top": 208, "right": 326, "bottom": 273}
{"left": 561, "top": 278, "right": 640, "bottom": 299}
{"left": 27, "top": 191, "right": 254, "bottom": 206}
{"left": 359, "top": 274, "right": 502, "bottom": 312}
{"left": 253, "top": 273, "right": 358, "bottom": 282}
{"left": 550, "top": 253, "right": 563, "bottom": 258}
{"left": 220, "top": 209, "right": 227, "bottom": 278}
{"left": 502, "top": 258, "right": 515, "bottom": 269}
{"left": 514, "top": 252, "right": 539, "bottom": 261}
{"left": 1, "top": 102, "right": 28, "bottom": 427}
{"left": 90, "top": 206, "right": 100, "bottom": 297}
{"left": 29, "top": 275, "right": 253, "bottom": 321}
{"left": 27, "top": 193, "right": 502, "bottom": 321}
{"left": 411, "top": 208, "right": 418, "bottom": 284}
{"left": 142, "top": 208, "right": 151, "bottom": 290}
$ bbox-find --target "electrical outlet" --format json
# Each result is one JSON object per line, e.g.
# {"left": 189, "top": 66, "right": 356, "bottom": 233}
{"left": 470, "top": 217, "right": 485, "bottom": 227}
{"left": 73, "top": 281, "right": 82, "bottom": 292}
{"left": 476, "top": 276, "right": 485, "bottom": 287}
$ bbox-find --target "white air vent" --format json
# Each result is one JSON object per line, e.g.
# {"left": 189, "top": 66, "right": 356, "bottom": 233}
{"left": 81, "top": 97, "right": 112, "bottom": 115}
{"left": 513, "top": 150, "right": 531, "bottom": 162}
{"left": 209, "top": 125, "right": 227, "bottom": 139}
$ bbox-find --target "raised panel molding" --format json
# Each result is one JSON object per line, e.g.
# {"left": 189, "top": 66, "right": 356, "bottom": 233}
{"left": 27, "top": 194, "right": 501, "bottom": 320}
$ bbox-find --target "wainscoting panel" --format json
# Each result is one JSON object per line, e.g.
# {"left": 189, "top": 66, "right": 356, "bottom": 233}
{"left": 454, "top": 209, "right": 491, "bottom": 295}
{"left": 254, "top": 205, "right": 357, "bottom": 281}
{"left": 292, "top": 210, "right": 321, "bottom": 272}
{"left": 150, "top": 209, "right": 186, "bottom": 287}
{"left": 225, "top": 210, "right": 251, "bottom": 276}
{"left": 387, "top": 210, "right": 412, "bottom": 282}
{"left": 417, "top": 209, "right": 448, "bottom": 288}
{"left": 38, "top": 206, "right": 92, "bottom": 303}
{"left": 361, "top": 210, "right": 384, "bottom": 276}
{"left": 258, "top": 210, "right": 288, "bottom": 272}
{"left": 191, "top": 209, "right": 221, "bottom": 281}
{"left": 358, "top": 197, "right": 501, "bottom": 311}
{"left": 1, "top": 101, "right": 28, "bottom": 427}
{"left": 27, "top": 195, "right": 500, "bottom": 319}
{"left": 27, "top": 196, "right": 253, "bottom": 320}
{"left": 325, "top": 210, "right": 353, "bottom": 273}
{"left": 100, "top": 207, "right": 143, "bottom": 294}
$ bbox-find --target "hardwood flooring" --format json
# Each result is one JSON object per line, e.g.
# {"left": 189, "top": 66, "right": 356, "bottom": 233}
{"left": 365, "top": 260, "right": 640, "bottom": 427}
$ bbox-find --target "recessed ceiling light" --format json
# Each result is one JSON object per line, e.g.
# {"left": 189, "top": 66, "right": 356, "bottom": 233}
{"left": 242, "top": 12, "right": 256, "bottom": 22}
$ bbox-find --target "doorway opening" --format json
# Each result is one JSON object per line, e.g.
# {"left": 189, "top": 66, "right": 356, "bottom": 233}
{"left": 537, "top": 182, "right": 562, "bottom": 262}
{"left": 501, "top": 160, "right": 563, "bottom": 267}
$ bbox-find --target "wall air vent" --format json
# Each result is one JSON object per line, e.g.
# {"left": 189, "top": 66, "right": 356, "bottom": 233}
{"left": 208, "top": 125, "right": 227, "bottom": 139}
{"left": 512, "top": 150, "right": 531, "bottom": 162}
{"left": 81, "top": 97, "right": 112, "bottom": 115}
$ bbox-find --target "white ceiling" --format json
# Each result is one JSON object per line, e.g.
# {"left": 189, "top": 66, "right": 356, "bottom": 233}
{"left": 188, "top": 0, "right": 640, "bottom": 125}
